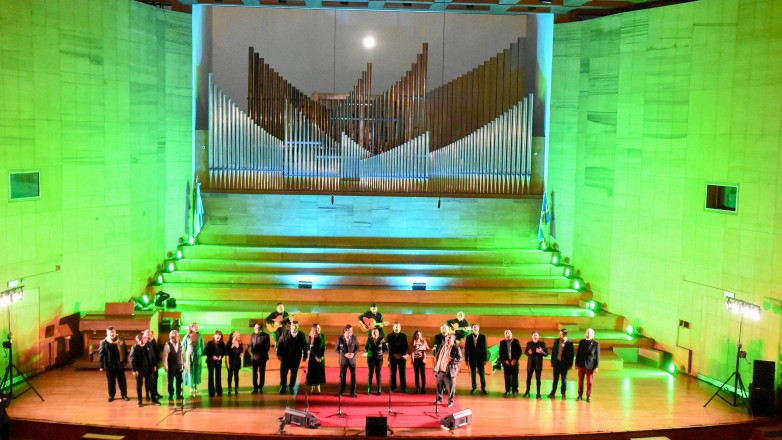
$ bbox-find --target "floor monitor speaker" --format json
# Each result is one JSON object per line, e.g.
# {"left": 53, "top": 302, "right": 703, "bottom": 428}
{"left": 366, "top": 416, "right": 387, "bottom": 437}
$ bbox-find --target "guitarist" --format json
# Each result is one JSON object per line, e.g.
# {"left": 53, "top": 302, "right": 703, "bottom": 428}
{"left": 357, "top": 303, "right": 386, "bottom": 338}
{"left": 445, "top": 311, "right": 471, "bottom": 343}
{"left": 265, "top": 303, "right": 290, "bottom": 344}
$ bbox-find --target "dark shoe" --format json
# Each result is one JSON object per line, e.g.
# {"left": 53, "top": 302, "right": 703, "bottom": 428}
{"left": 279, "top": 387, "right": 286, "bottom": 394}
{"left": 523, "top": 392, "right": 530, "bottom": 398}
{"left": 447, "top": 401, "right": 454, "bottom": 408}
{"left": 470, "top": 389, "right": 476, "bottom": 395}
{"left": 367, "top": 387, "right": 372, "bottom": 395}
{"left": 415, "top": 387, "right": 420, "bottom": 394}
{"left": 420, "top": 388, "right": 426, "bottom": 394}
{"left": 547, "top": 393, "right": 555, "bottom": 399}
{"left": 156, "top": 393, "right": 164, "bottom": 399}
{"left": 577, "top": 396, "right": 582, "bottom": 401}
{"left": 401, "top": 388, "right": 408, "bottom": 393}
{"left": 586, "top": 397, "right": 591, "bottom": 403}
{"left": 146, "top": 396, "right": 151, "bottom": 402}
{"left": 512, "top": 391, "right": 518, "bottom": 397}
{"left": 152, "top": 400, "right": 161, "bottom": 406}
{"left": 122, "top": 396, "right": 129, "bottom": 401}
{"left": 108, "top": 396, "right": 115, "bottom": 402}
{"left": 561, "top": 394, "right": 567, "bottom": 400}
{"left": 435, "top": 397, "right": 443, "bottom": 404}
{"left": 259, "top": 388, "right": 264, "bottom": 394}
{"left": 226, "top": 389, "right": 232, "bottom": 395}
{"left": 481, "top": 389, "right": 488, "bottom": 395}
{"left": 350, "top": 393, "right": 358, "bottom": 398}
{"left": 504, "top": 391, "right": 511, "bottom": 397}
{"left": 137, "top": 402, "right": 143, "bottom": 407}
{"left": 289, "top": 386, "right": 294, "bottom": 394}
{"left": 536, "top": 394, "right": 542, "bottom": 400}
{"left": 252, "top": 389, "right": 258, "bottom": 394}
{"left": 168, "top": 396, "right": 174, "bottom": 402}
{"left": 376, "top": 388, "right": 381, "bottom": 396}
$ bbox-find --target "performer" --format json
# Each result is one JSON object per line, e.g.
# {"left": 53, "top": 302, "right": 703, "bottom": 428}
{"left": 249, "top": 322, "right": 270, "bottom": 394}
{"left": 357, "top": 303, "right": 388, "bottom": 338}
{"left": 523, "top": 331, "right": 549, "bottom": 399}
{"left": 161, "top": 329, "right": 184, "bottom": 401}
{"left": 365, "top": 327, "right": 385, "bottom": 395}
{"left": 445, "top": 311, "right": 471, "bottom": 342}
{"left": 265, "top": 303, "right": 291, "bottom": 344}
{"left": 433, "top": 333, "right": 461, "bottom": 407}
{"left": 464, "top": 323, "right": 489, "bottom": 395}
{"left": 204, "top": 330, "right": 225, "bottom": 397}
{"left": 336, "top": 324, "right": 360, "bottom": 397}
{"left": 142, "top": 329, "right": 161, "bottom": 401}
{"left": 498, "top": 329, "right": 522, "bottom": 397}
{"left": 183, "top": 322, "right": 204, "bottom": 396}
{"left": 225, "top": 330, "right": 243, "bottom": 395}
{"left": 129, "top": 332, "right": 160, "bottom": 407}
{"left": 276, "top": 320, "right": 308, "bottom": 394}
{"left": 548, "top": 328, "right": 574, "bottom": 400}
{"left": 411, "top": 330, "right": 430, "bottom": 394}
{"left": 575, "top": 328, "right": 600, "bottom": 402}
{"left": 433, "top": 324, "right": 449, "bottom": 349}
{"left": 98, "top": 326, "right": 129, "bottom": 402}
{"left": 386, "top": 322, "right": 409, "bottom": 393}
{"left": 306, "top": 324, "right": 326, "bottom": 394}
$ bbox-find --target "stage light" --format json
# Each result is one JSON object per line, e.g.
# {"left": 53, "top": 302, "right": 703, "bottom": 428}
{"left": 141, "top": 294, "right": 151, "bottom": 305}
{"left": 667, "top": 363, "right": 676, "bottom": 374}
{"left": 540, "top": 241, "right": 547, "bottom": 250}
{"left": 626, "top": 325, "right": 634, "bottom": 335}
{"left": 551, "top": 255, "right": 559, "bottom": 265}
{"left": 573, "top": 280, "right": 581, "bottom": 290}
{"left": 175, "top": 249, "right": 183, "bottom": 259}
{"left": 167, "top": 262, "right": 175, "bottom": 272}
{"left": 412, "top": 282, "right": 427, "bottom": 291}
{"left": 363, "top": 35, "right": 376, "bottom": 49}
{"left": 564, "top": 267, "right": 571, "bottom": 277}
{"left": 154, "top": 291, "right": 171, "bottom": 307}
{"left": 726, "top": 297, "right": 761, "bottom": 320}
{"left": 298, "top": 280, "right": 313, "bottom": 289}
{"left": 188, "top": 236, "right": 195, "bottom": 246}
{"left": 156, "top": 274, "right": 164, "bottom": 285}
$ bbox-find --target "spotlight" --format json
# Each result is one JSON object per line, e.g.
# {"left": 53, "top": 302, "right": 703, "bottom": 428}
{"left": 726, "top": 297, "right": 761, "bottom": 320}
{"left": 412, "top": 282, "right": 426, "bottom": 291}
{"left": 538, "top": 0, "right": 552, "bottom": 4}
{"left": 154, "top": 291, "right": 171, "bottom": 307}
{"left": 175, "top": 249, "right": 183, "bottom": 259}
{"left": 626, "top": 325, "right": 633, "bottom": 335}
{"left": 156, "top": 274, "right": 164, "bottom": 285}
{"left": 141, "top": 294, "right": 151, "bottom": 306}
{"left": 667, "top": 363, "right": 676, "bottom": 374}
{"left": 166, "top": 297, "right": 177, "bottom": 309}
{"left": 564, "top": 267, "right": 571, "bottom": 277}
{"left": 167, "top": 262, "right": 175, "bottom": 272}
{"left": 551, "top": 255, "right": 559, "bottom": 265}
{"left": 188, "top": 236, "right": 195, "bottom": 246}
{"left": 298, "top": 280, "right": 313, "bottom": 289}
{"left": 573, "top": 280, "right": 581, "bottom": 290}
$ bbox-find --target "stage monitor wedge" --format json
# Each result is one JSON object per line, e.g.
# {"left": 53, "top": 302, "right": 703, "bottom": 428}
{"left": 283, "top": 407, "right": 319, "bottom": 428}
{"left": 366, "top": 416, "right": 388, "bottom": 437}
{"left": 440, "top": 408, "right": 472, "bottom": 430}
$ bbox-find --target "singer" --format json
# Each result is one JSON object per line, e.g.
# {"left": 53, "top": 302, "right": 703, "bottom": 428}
{"left": 365, "top": 328, "right": 385, "bottom": 395}
{"left": 336, "top": 324, "right": 359, "bottom": 397}
{"left": 306, "top": 324, "right": 326, "bottom": 393}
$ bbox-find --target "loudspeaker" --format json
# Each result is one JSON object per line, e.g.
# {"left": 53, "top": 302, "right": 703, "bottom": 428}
{"left": 440, "top": 408, "right": 472, "bottom": 430}
{"left": 366, "top": 416, "right": 388, "bottom": 437}
{"left": 750, "top": 386, "right": 775, "bottom": 417}
{"left": 283, "top": 408, "right": 319, "bottom": 428}
{"left": 753, "top": 360, "right": 775, "bottom": 390}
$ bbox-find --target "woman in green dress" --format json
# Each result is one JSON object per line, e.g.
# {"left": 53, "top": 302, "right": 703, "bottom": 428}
{"left": 183, "top": 322, "right": 205, "bottom": 395}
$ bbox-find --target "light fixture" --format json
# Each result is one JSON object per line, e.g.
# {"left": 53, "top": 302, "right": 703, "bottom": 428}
{"left": 564, "top": 267, "right": 571, "bottom": 277}
{"left": 175, "top": 249, "right": 183, "bottom": 259}
{"left": 726, "top": 297, "right": 761, "bottom": 320}
{"left": 154, "top": 291, "right": 171, "bottom": 307}
{"left": 187, "top": 236, "right": 195, "bottom": 246}
{"left": 412, "top": 282, "right": 427, "bottom": 291}
{"left": 573, "top": 280, "right": 581, "bottom": 290}
{"left": 551, "top": 255, "right": 559, "bottom": 265}
{"left": 167, "top": 261, "right": 175, "bottom": 272}
{"left": 667, "top": 363, "right": 676, "bottom": 374}
{"left": 298, "top": 280, "right": 313, "bottom": 289}
{"left": 156, "top": 273, "right": 164, "bottom": 285}
{"left": 626, "top": 325, "right": 634, "bottom": 335}
{"left": 363, "top": 35, "right": 376, "bottom": 49}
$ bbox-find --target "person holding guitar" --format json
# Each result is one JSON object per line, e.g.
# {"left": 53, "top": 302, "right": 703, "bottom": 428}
{"left": 265, "top": 303, "right": 291, "bottom": 344}
{"left": 357, "top": 303, "right": 389, "bottom": 338}
{"left": 445, "top": 311, "right": 471, "bottom": 343}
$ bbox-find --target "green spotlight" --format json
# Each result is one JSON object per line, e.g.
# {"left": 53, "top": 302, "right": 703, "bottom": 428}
{"left": 626, "top": 325, "right": 634, "bottom": 335}
{"left": 565, "top": 267, "right": 571, "bottom": 277}
{"left": 573, "top": 280, "right": 581, "bottom": 290}
{"left": 540, "top": 241, "right": 546, "bottom": 250}
{"left": 587, "top": 300, "right": 595, "bottom": 310}
{"left": 141, "top": 294, "right": 150, "bottom": 305}
{"left": 176, "top": 249, "right": 183, "bottom": 259}
{"left": 167, "top": 262, "right": 175, "bottom": 272}
{"left": 552, "top": 255, "right": 559, "bottom": 265}
{"left": 156, "top": 274, "right": 163, "bottom": 284}
{"left": 188, "top": 236, "right": 195, "bottom": 245}
{"left": 667, "top": 364, "right": 676, "bottom": 374}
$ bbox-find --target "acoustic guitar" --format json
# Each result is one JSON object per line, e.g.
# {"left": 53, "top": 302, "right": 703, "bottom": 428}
{"left": 358, "top": 317, "right": 391, "bottom": 332}
{"left": 265, "top": 311, "right": 300, "bottom": 333}
{"left": 448, "top": 321, "right": 472, "bottom": 336}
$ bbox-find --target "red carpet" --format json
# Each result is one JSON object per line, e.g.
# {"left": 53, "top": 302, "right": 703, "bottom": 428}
{"left": 294, "top": 366, "right": 462, "bottom": 428}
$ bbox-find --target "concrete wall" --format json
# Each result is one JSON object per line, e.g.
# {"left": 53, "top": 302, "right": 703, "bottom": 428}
{"left": 0, "top": 0, "right": 192, "bottom": 372}
{"left": 548, "top": 0, "right": 782, "bottom": 385}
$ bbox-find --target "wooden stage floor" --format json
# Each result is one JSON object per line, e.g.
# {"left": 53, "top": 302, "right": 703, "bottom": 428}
{"left": 5, "top": 363, "right": 771, "bottom": 439}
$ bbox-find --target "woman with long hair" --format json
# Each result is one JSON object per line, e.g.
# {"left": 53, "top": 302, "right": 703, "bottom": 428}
{"left": 184, "top": 322, "right": 204, "bottom": 396}
{"left": 306, "top": 324, "right": 326, "bottom": 393}
{"left": 225, "top": 330, "right": 243, "bottom": 395}
{"left": 411, "top": 330, "right": 430, "bottom": 394}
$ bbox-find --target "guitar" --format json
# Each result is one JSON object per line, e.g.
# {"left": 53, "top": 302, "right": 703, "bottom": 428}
{"left": 265, "top": 311, "right": 300, "bottom": 333}
{"left": 448, "top": 322, "right": 472, "bottom": 336}
{"left": 358, "top": 317, "right": 391, "bottom": 332}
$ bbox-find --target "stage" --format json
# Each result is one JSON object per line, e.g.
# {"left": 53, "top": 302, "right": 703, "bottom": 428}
{"left": 5, "top": 362, "right": 773, "bottom": 439}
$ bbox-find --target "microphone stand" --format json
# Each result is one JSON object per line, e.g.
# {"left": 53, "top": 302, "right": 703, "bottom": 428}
{"left": 385, "top": 341, "right": 398, "bottom": 416}
{"left": 328, "top": 343, "right": 348, "bottom": 418}
{"left": 303, "top": 368, "right": 311, "bottom": 413}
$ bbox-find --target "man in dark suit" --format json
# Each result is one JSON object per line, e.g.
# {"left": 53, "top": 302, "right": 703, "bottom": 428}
{"left": 129, "top": 332, "right": 160, "bottom": 407}
{"left": 523, "top": 331, "right": 549, "bottom": 399}
{"left": 336, "top": 324, "right": 360, "bottom": 397}
{"left": 548, "top": 328, "right": 575, "bottom": 400}
{"left": 386, "top": 322, "right": 409, "bottom": 393}
{"left": 161, "top": 329, "right": 184, "bottom": 401}
{"left": 276, "top": 320, "right": 308, "bottom": 394}
{"left": 433, "top": 333, "right": 462, "bottom": 407}
{"left": 498, "top": 329, "right": 522, "bottom": 396}
{"left": 575, "top": 328, "right": 600, "bottom": 402}
{"left": 249, "top": 322, "right": 271, "bottom": 394}
{"left": 143, "top": 329, "right": 161, "bottom": 400}
{"left": 98, "top": 326, "right": 129, "bottom": 402}
{"left": 464, "top": 323, "right": 489, "bottom": 395}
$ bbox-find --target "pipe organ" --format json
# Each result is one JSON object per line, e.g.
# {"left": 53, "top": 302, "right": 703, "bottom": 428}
{"left": 207, "top": 38, "right": 536, "bottom": 195}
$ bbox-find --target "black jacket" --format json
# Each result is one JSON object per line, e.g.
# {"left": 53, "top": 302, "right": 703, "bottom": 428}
{"left": 129, "top": 343, "right": 156, "bottom": 375}
{"left": 550, "top": 338, "right": 575, "bottom": 369}
{"left": 498, "top": 338, "right": 522, "bottom": 366}
{"left": 464, "top": 333, "right": 489, "bottom": 365}
{"left": 98, "top": 338, "right": 123, "bottom": 371}
{"left": 204, "top": 339, "right": 226, "bottom": 367}
{"left": 524, "top": 340, "right": 549, "bottom": 372}
{"left": 276, "top": 331, "right": 308, "bottom": 362}
{"left": 386, "top": 332, "right": 408, "bottom": 360}
{"left": 249, "top": 332, "right": 270, "bottom": 361}
{"left": 575, "top": 339, "right": 600, "bottom": 370}
{"left": 335, "top": 334, "right": 360, "bottom": 366}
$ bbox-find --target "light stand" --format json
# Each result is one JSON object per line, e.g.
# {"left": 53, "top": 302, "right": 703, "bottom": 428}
{"left": 0, "top": 287, "right": 44, "bottom": 404}
{"left": 704, "top": 297, "right": 760, "bottom": 412}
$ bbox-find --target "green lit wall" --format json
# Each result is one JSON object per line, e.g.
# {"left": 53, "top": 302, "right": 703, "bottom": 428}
{"left": 0, "top": 0, "right": 192, "bottom": 372}
{"left": 548, "top": 0, "right": 782, "bottom": 384}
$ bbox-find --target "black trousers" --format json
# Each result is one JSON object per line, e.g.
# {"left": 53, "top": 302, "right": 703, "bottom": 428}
{"left": 503, "top": 362, "right": 519, "bottom": 393}
{"left": 389, "top": 357, "right": 407, "bottom": 390}
{"left": 413, "top": 358, "right": 426, "bottom": 390}
{"left": 469, "top": 361, "right": 486, "bottom": 391}
{"left": 280, "top": 358, "right": 301, "bottom": 389}
{"left": 135, "top": 372, "right": 154, "bottom": 403}
{"left": 105, "top": 369, "right": 127, "bottom": 398}
{"left": 167, "top": 368, "right": 183, "bottom": 398}
{"left": 339, "top": 361, "right": 357, "bottom": 395}
{"left": 525, "top": 364, "right": 542, "bottom": 394}
{"left": 252, "top": 357, "right": 267, "bottom": 391}
{"left": 227, "top": 367, "right": 240, "bottom": 390}
{"left": 550, "top": 364, "right": 569, "bottom": 395}
{"left": 367, "top": 358, "right": 382, "bottom": 388}
{"left": 207, "top": 363, "right": 223, "bottom": 396}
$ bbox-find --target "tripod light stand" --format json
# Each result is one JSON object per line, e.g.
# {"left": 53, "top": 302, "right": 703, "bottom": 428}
{"left": 704, "top": 297, "right": 760, "bottom": 410}
{"left": 0, "top": 286, "right": 44, "bottom": 403}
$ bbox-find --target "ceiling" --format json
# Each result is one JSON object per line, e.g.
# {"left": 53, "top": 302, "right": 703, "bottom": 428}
{"left": 135, "top": 0, "right": 695, "bottom": 23}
